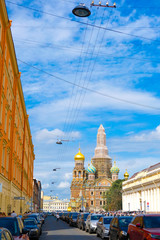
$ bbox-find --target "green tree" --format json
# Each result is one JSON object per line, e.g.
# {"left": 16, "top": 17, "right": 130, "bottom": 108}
{"left": 104, "top": 179, "right": 124, "bottom": 211}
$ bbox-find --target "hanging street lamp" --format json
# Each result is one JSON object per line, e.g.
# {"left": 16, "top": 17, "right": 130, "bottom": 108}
{"left": 72, "top": 3, "right": 91, "bottom": 17}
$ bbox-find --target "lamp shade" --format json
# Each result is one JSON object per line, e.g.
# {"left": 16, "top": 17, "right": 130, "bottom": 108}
{"left": 72, "top": 4, "right": 91, "bottom": 17}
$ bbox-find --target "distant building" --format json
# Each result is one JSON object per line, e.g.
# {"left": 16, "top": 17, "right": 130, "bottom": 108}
{"left": 122, "top": 163, "right": 160, "bottom": 213}
{"left": 43, "top": 196, "right": 69, "bottom": 212}
{"left": 0, "top": 0, "right": 35, "bottom": 215}
{"left": 70, "top": 125, "right": 119, "bottom": 212}
{"left": 33, "top": 179, "right": 42, "bottom": 212}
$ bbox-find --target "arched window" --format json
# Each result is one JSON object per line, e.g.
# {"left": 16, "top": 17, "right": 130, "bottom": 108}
{"left": 78, "top": 171, "right": 81, "bottom": 178}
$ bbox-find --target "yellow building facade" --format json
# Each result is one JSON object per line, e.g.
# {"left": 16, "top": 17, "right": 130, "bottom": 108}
{"left": 0, "top": 0, "right": 35, "bottom": 214}
{"left": 122, "top": 163, "right": 160, "bottom": 213}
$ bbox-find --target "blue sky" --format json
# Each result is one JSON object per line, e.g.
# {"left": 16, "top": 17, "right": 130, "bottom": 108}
{"left": 6, "top": 0, "right": 160, "bottom": 199}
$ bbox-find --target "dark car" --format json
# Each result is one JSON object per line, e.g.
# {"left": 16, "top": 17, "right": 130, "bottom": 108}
{"left": 0, "top": 228, "right": 13, "bottom": 240}
{"left": 23, "top": 218, "right": 40, "bottom": 240}
{"left": 0, "top": 217, "right": 29, "bottom": 240}
{"left": 23, "top": 215, "right": 42, "bottom": 234}
{"left": 109, "top": 216, "right": 133, "bottom": 240}
{"left": 97, "top": 216, "right": 113, "bottom": 239}
{"left": 128, "top": 214, "right": 160, "bottom": 240}
{"left": 66, "top": 212, "right": 74, "bottom": 223}
{"left": 78, "top": 213, "right": 90, "bottom": 230}
{"left": 69, "top": 213, "right": 79, "bottom": 227}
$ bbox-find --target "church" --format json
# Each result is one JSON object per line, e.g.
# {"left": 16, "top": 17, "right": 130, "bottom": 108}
{"left": 70, "top": 124, "right": 120, "bottom": 212}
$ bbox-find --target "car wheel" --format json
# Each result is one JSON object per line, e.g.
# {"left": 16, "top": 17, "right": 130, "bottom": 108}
{"left": 89, "top": 227, "right": 92, "bottom": 234}
{"left": 101, "top": 232, "right": 105, "bottom": 239}
{"left": 109, "top": 235, "right": 112, "bottom": 240}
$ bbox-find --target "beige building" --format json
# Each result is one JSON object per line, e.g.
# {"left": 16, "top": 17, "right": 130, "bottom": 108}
{"left": 122, "top": 162, "right": 160, "bottom": 213}
{"left": 43, "top": 196, "right": 69, "bottom": 212}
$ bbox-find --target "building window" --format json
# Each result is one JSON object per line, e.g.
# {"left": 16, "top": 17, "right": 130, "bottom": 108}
{"left": 2, "top": 73, "right": 5, "bottom": 89}
{"left": 0, "top": 99, "right": 3, "bottom": 124}
{"left": 91, "top": 192, "right": 93, "bottom": 195}
{"left": 6, "top": 152, "right": 9, "bottom": 172}
{"left": 100, "top": 192, "right": 102, "bottom": 195}
{"left": 100, "top": 201, "right": 102, "bottom": 205}
{"left": 4, "top": 109, "right": 7, "bottom": 133}
{"left": 0, "top": 22, "right": 2, "bottom": 42}
{"left": 8, "top": 118, "right": 11, "bottom": 140}
{"left": 103, "top": 201, "right": 105, "bottom": 205}
{"left": 91, "top": 201, "right": 93, "bottom": 205}
{"left": 2, "top": 147, "right": 5, "bottom": 168}
{"left": 78, "top": 171, "right": 81, "bottom": 178}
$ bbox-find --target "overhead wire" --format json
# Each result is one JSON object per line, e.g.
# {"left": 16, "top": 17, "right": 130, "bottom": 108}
{"left": 65, "top": 7, "right": 109, "bottom": 141}
{"left": 6, "top": 0, "right": 160, "bottom": 44}
{"left": 17, "top": 59, "right": 160, "bottom": 111}
{"left": 13, "top": 37, "right": 160, "bottom": 65}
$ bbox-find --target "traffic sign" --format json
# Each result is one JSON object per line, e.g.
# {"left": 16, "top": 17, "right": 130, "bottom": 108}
{"left": 14, "top": 197, "right": 25, "bottom": 200}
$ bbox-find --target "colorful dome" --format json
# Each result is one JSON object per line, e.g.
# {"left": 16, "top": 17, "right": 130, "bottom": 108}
{"left": 74, "top": 148, "right": 85, "bottom": 161}
{"left": 87, "top": 163, "right": 96, "bottom": 174}
{"left": 110, "top": 161, "right": 120, "bottom": 174}
{"left": 124, "top": 169, "right": 129, "bottom": 179}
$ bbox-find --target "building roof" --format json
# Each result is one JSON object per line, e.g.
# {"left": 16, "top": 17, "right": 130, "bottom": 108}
{"left": 130, "top": 162, "right": 160, "bottom": 180}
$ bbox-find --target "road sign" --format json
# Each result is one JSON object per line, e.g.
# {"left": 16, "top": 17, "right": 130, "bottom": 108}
{"left": 0, "top": 183, "right": 2, "bottom": 192}
{"left": 14, "top": 197, "right": 25, "bottom": 200}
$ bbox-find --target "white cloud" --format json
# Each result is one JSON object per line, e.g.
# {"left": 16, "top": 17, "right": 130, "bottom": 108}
{"left": 35, "top": 128, "right": 81, "bottom": 143}
{"left": 42, "top": 183, "right": 49, "bottom": 189}
{"left": 57, "top": 181, "right": 70, "bottom": 189}
{"left": 131, "top": 125, "right": 160, "bottom": 142}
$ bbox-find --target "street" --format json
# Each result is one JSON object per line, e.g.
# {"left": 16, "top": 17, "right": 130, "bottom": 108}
{"left": 40, "top": 216, "right": 98, "bottom": 240}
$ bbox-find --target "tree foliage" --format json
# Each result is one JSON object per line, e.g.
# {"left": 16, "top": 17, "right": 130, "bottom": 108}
{"left": 104, "top": 179, "right": 124, "bottom": 211}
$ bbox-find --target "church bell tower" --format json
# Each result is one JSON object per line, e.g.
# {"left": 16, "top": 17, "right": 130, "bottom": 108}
{"left": 92, "top": 124, "right": 112, "bottom": 179}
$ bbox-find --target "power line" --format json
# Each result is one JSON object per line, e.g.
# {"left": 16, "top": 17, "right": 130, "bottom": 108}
{"left": 17, "top": 58, "right": 160, "bottom": 111}
{"left": 13, "top": 37, "right": 160, "bottom": 65}
{"left": 6, "top": 0, "right": 160, "bottom": 44}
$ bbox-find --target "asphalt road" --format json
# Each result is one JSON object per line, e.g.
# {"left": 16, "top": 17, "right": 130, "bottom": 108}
{"left": 40, "top": 216, "right": 98, "bottom": 240}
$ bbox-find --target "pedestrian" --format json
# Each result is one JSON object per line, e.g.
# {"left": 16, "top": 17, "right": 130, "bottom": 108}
{"left": 11, "top": 211, "right": 17, "bottom": 217}
{"left": 56, "top": 213, "right": 60, "bottom": 221}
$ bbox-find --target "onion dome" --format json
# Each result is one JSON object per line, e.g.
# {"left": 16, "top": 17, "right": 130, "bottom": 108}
{"left": 87, "top": 163, "right": 96, "bottom": 174}
{"left": 124, "top": 169, "right": 129, "bottom": 180}
{"left": 110, "top": 161, "right": 120, "bottom": 174}
{"left": 74, "top": 148, "right": 85, "bottom": 161}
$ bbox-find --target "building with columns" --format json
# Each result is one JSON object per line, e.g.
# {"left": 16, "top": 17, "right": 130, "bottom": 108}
{"left": 43, "top": 196, "right": 69, "bottom": 212}
{"left": 0, "top": 0, "right": 35, "bottom": 215}
{"left": 122, "top": 162, "right": 160, "bottom": 213}
{"left": 70, "top": 124, "right": 119, "bottom": 212}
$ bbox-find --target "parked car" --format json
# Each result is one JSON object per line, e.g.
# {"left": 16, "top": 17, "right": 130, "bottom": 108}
{"left": 109, "top": 216, "right": 133, "bottom": 240}
{"left": 66, "top": 212, "right": 74, "bottom": 223}
{"left": 23, "top": 214, "right": 42, "bottom": 234}
{"left": 85, "top": 214, "right": 103, "bottom": 233}
{"left": 78, "top": 213, "right": 90, "bottom": 230}
{"left": 0, "top": 217, "right": 29, "bottom": 240}
{"left": 0, "top": 228, "right": 13, "bottom": 240}
{"left": 128, "top": 214, "right": 160, "bottom": 240}
{"left": 69, "top": 213, "right": 79, "bottom": 227}
{"left": 76, "top": 213, "right": 82, "bottom": 228}
{"left": 23, "top": 218, "right": 40, "bottom": 240}
{"left": 97, "top": 216, "right": 113, "bottom": 239}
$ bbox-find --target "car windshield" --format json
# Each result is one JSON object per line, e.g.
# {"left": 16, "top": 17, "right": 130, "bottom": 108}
{"left": 91, "top": 215, "right": 102, "bottom": 220}
{"left": 144, "top": 216, "right": 160, "bottom": 228}
{"left": 72, "top": 214, "right": 78, "bottom": 218}
{"left": 104, "top": 218, "right": 113, "bottom": 224}
{"left": 24, "top": 220, "right": 36, "bottom": 226}
{"left": 84, "top": 214, "right": 89, "bottom": 220}
{"left": 119, "top": 217, "right": 133, "bottom": 229}
{"left": 0, "top": 218, "right": 19, "bottom": 236}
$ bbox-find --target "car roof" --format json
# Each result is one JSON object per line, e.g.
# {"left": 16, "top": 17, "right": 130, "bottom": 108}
{"left": 136, "top": 214, "right": 160, "bottom": 217}
{"left": 103, "top": 216, "right": 113, "bottom": 218}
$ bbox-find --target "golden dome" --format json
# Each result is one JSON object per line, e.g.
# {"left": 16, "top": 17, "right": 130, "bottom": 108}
{"left": 74, "top": 148, "right": 85, "bottom": 161}
{"left": 124, "top": 169, "right": 129, "bottom": 179}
